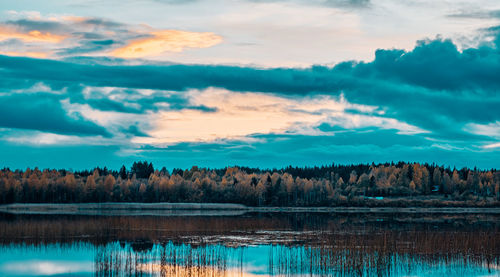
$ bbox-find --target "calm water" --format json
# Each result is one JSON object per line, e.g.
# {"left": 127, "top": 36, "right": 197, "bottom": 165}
{"left": 0, "top": 212, "right": 498, "bottom": 276}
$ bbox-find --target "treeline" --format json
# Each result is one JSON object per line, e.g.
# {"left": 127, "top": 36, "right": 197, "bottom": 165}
{"left": 0, "top": 161, "right": 499, "bottom": 206}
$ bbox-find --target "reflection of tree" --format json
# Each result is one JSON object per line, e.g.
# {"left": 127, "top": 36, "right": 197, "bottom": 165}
{"left": 130, "top": 241, "right": 154, "bottom": 252}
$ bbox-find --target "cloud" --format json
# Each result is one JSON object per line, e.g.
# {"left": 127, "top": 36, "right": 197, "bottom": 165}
{"left": 0, "top": 93, "right": 110, "bottom": 137}
{"left": 333, "top": 37, "right": 500, "bottom": 93}
{"left": 153, "top": 0, "right": 200, "bottom": 4}
{"left": 467, "top": 121, "right": 500, "bottom": 138}
{"left": 66, "top": 85, "right": 219, "bottom": 114}
{"left": 0, "top": 14, "right": 222, "bottom": 58}
{"left": 123, "top": 125, "right": 150, "bottom": 137}
{"left": 0, "top": 50, "right": 48, "bottom": 58}
{"left": 0, "top": 26, "right": 66, "bottom": 43}
{"left": 133, "top": 88, "right": 418, "bottom": 144}
{"left": 247, "top": 0, "right": 370, "bottom": 8}
{"left": 84, "top": 98, "right": 142, "bottom": 113}
{"left": 3, "top": 132, "right": 84, "bottom": 146}
{"left": 1, "top": 128, "right": 497, "bottom": 170}
{"left": 131, "top": 130, "right": 498, "bottom": 170}
{"left": 0, "top": 25, "right": 499, "bottom": 168}
{"left": 1, "top": 30, "right": 499, "bottom": 145}
{"left": 154, "top": 0, "right": 370, "bottom": 8}
{"left": 484, "top": 142, "right": 500, "bottom": 149}
{"left": 110, "top": 30, "right": 222, "bottom": 58}
{"left": 448, "top": 9, "right": 500, "bottom": 19}
{"left": 466, "top": 121, "right": 500, "bottom": 149}
{"left": 3, "top": 31, "right": 500, "bottom": 95}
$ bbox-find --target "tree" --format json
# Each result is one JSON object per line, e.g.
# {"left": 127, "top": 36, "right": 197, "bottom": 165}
{"left": 412, "top": 164, "right": 423, "bottom": 191}
{"left": 119, "top": 165, "right": 128, "bottom": 179}
{"left": 421, "top": 167, "right": 430, "bottom": 194}
{"left": 452, "top": 170, "right": 461, "bottom": 193}
{"left": 348, "top": 170, "right": 358, "bottom": 184}
{"left": 409, "top": 181, "right": 416, "bottom": 193}
{"left": 132, "top": 161, "right": 154, "bottom": 179}
{"left": 433, "top": 168, "right": 442, "bottom": 192}
{"left": 139, "top": 183, "right": 147, "bottom": 200}
{"left": 63, "top": 174, "right": 76, "bottom": 202}
{"left": 84, "top": 175, "right": 97, "bottom": 201}
{"left": 256, "top": 180, "right": 266, "bottom": 206}
{"left": 442, "top": 172, "right": 452, "bottom": 195}
{"left": 0, "top": 162, "right": 497, "bottom": 206}
{"left": 64, "top": 174, "right": 76, "bottom": 190}
{"left": 357, "top": 173, "right": 370, "bottom": 195}
{"left": 336, "top": 177, "right": 344, "bottom": 189}
{"left": 387, "top": 173, "right": 397, "bottom": 189}
{"left": 104, "top": 174, "right": 116, "bottom": 194}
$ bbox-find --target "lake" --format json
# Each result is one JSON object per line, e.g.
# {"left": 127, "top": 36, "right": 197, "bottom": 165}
{"left": 0, "top": 212, "right": 498, "bottom": 276}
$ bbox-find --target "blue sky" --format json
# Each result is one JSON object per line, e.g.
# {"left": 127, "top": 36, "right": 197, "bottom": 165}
{"left": 0, "top": 0, "right": 499, "bottom": 169}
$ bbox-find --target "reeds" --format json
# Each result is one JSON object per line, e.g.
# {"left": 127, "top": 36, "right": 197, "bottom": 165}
{"left": 90, "top": 233, "right": 499, "bottom": 277}
{"left": 267, "top": 229, "right": 500, "bottom": 276}
{"left": 94, "top": 242, "right": 231, "bottom": 277}
{"left": 0, "top": 213, "right": 498, "bottom": 276}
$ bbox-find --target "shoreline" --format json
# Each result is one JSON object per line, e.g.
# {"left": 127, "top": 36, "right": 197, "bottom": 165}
{"left": 1, "top": 203, "right": 500, "bottom": 215}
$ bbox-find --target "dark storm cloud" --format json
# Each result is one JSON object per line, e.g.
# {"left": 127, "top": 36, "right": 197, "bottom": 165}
{"left": 0, "top": 28, "right": 499, "bottom": 149}
{"left": 0, "top": 93, "right": 110, "bottom": 137}
{"left": 333, "top": 38, "right": 500, "bottom": 92}
{"left": 1, "top": 37, "right": 498, "bottom": 168}
{"left": 3, "top": 33, "right": 499, "bottom": 94}
{"left": 1, "top": 31, "right": 500, "bottom": 142}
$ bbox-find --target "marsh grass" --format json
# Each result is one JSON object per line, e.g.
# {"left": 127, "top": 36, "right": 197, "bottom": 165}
{"left": 0, "top": 213, "right": 498, "bottom": 276}
{"left": 88, "top": 228, "right": 500, "bottom": 276}
{"left": 95, "top": 242, "right": 231, "bottom": 277}
{"left": 268, "top": 229, "right": 499, "bottom": 276}
{"left": 89, "top": 230, "right": 499, "bottom": 277}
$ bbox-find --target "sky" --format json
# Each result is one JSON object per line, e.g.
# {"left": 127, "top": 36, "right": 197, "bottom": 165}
{"left": 0, "top": 0, "right": 499, "bottom": 170}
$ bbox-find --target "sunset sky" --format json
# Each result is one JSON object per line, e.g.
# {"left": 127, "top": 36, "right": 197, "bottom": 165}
{"left": 0, "top": 0, "right": 499, "bottom": 169}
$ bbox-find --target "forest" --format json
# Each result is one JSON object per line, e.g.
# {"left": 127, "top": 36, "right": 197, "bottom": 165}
{"left": 0, "top": 161, "right": 499, "bottom": 207}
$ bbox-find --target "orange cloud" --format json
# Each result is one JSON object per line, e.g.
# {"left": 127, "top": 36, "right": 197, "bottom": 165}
{"left": 0, "top": 27, "right": 66, "bottom": 43}
{"left": 133, "top": 89, "right": 332, "bottom": 144}
{"left": 110, "top": 30, "right": 222, "bottom": 58}
{"left": 132, "top": 89, "right": 424, "bottom": 145}
{"left": 59, "top": 15, "right": 87, "bottom": 23}
{"left": 0, "top": 51, "right": 49, "bottom": 58}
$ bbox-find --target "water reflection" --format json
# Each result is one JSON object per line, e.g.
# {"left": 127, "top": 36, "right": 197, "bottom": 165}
{"left": 0, "top": 213, "right": 498, "bottom": 276}
{"left": 1, "top": 241, "right": 497, "bottom": 277}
